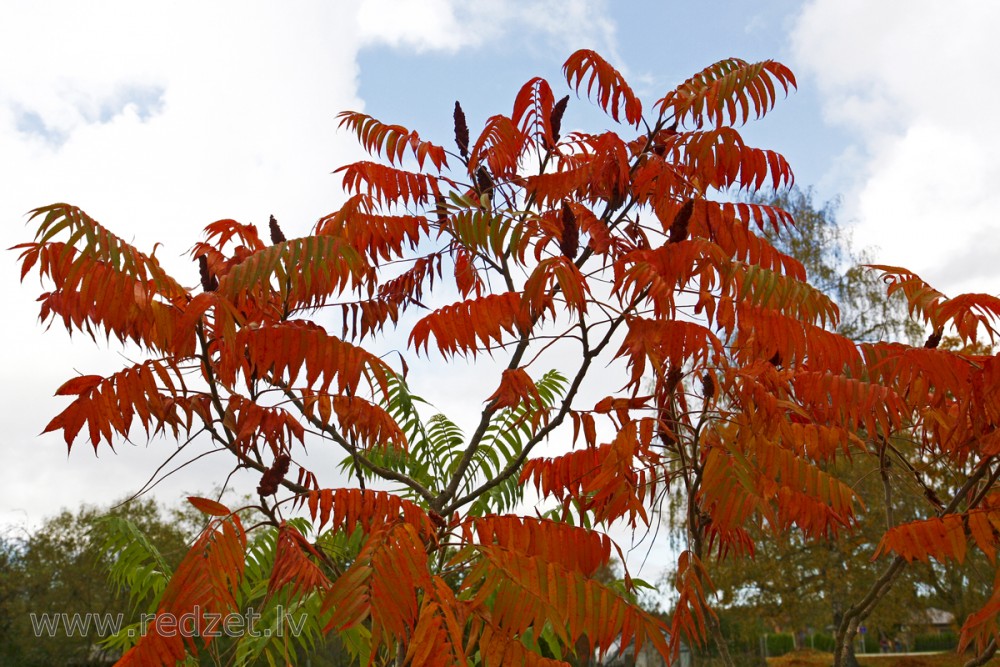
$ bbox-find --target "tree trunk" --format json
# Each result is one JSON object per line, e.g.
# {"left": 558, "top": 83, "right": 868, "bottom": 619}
{"left": 692, "top": 509, "right": 735, "bottom": 667}
{"left": 707, "top": 612, "right": 735, "bottom": 667}
{"left": 832, "top": 609, "right": 860, "bottom": 667}
{"left": 826, "top": 539, "right": 860, "bottom": 667}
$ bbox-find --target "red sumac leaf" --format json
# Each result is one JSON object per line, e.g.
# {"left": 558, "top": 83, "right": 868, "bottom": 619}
{"left": 54, "top": 374, "right": 104, "bottom": 396}
{"left": 188, "top": 496, "right": 232, "bottom": 517}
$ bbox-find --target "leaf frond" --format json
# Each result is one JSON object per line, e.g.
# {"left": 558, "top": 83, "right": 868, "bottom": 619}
{"left": 337, "top": 110, "right": 449, "bottom": 171}
{"left": 563, "top": 50, "right": 643, "bottom": 126}
{"left": 656, "top": 58, "right": 796, "bottom": 128}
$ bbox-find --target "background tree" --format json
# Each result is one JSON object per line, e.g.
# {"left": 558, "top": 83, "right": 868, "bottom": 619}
{"left": 0, "top": 499, "right": 188, "bottom": 666}
{"left": 641, "top": 181, "right": 1000, "bottom": 667}
{"left": 753, "top": 187, "right": 921, "bottom": 344}
{"left": 13, "top": 50, "right": 1000, "bottom": 667}
{"left": 0, "top": 527, "right": 27, "bottom": 665}
{"left": 701, "top": 457, "right": 927, "bottom": 662}
{"left": 660, "top": 188, "right": 931, "bottom": 667}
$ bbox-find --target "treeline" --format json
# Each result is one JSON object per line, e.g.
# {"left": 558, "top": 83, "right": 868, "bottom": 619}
{"left": 0, "top": 498, "right": 356, "bottom": 666}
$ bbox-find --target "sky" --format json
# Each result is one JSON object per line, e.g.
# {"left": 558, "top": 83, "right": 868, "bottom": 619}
{"left": 2, "top": 0, "right": 998, "bottom": 583}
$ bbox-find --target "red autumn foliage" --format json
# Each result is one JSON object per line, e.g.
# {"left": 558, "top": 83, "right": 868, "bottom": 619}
{"left": 14, "top": 49, "right": 1000, "bottom": 666}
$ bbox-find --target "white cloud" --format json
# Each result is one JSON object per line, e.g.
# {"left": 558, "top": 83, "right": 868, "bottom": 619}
{"left": 0, "top": 0, "right": 370, "bottom": 526}
{"left": 356, "top": 0, "right": 617, "bottom": 57}
{"left": 744, "top": 14, "right": 767, "bottom": 35}
{"left": 0, "top": 0, "right": 657, "bottom": 580}
{"left": 790, "top": 0, "right": 1000, "bottom": 296}
{"left": 0, "top": 0, "right": 620, "bottom": 527}
{"left": 357, "top": 0, "right": 469, "bottom": 51}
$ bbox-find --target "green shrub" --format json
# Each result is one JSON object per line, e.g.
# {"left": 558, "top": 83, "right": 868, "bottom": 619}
{"left": 766, "top": 633, "right": 795, "bottom": 657}
{"left": 913, "top": 633, "right": 957, "bottom": 652}
{"left": 809, "top": 633, "right": 835, "bottom": 652}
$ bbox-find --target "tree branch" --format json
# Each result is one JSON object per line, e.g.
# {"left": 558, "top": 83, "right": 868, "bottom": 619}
{"left": 279, "top": 387, "right": 437, "bottom": 506}
{"left": 963, "top": 638, "right": 997, "bottom": 667}
{"left": 442, "top": 308, "right": 629, "bottom": 514}
{"left": 833, "top": 454, "right": 998, "bottom": 667}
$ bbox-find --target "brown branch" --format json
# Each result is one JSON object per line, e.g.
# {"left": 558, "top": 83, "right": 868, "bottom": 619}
{"left": 886, "top": 439, "right": 944, "bottom": 510}
{"left": 434, "top": 283, "right": 575, "bottom": 511}
{"left": 442, "top": 307, "right": 629, "bottom": 515}
{"left": 435, "top": 122, "right": 664, "bottom": 514}
{"left": 833, "top": 454, "right": 998, "bottom": 667}
{"left": 963, "top": 638, "right": 997, "bottom": 667}
{"left": 195, "top": 323, "right": 310, "bottom": 495}
{"left": 279, "top": 387, "right": 437, "bottom": 505}
{"left": 879, "top": 438, "right": 895, "bottom": 530}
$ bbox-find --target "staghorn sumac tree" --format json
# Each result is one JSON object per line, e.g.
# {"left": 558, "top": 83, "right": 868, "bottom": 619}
{"left": 13, "top": 49, "right": 1000, "bottom": 667}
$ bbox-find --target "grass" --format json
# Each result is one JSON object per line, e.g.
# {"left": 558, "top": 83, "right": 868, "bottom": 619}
{"left": 767, "top": 649, "right": 1000, "bottom": 667}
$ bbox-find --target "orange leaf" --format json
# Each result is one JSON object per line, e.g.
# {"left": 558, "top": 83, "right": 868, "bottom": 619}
{"left": 563, "top": 50, "right": 642, "bottom": 126}
{"left": 486, "top": 368, "right": 543, "bottom": 411}
{"left": 188, "top": 496, "right": 231, "bottom": 516}
{"left": 53, "top": 374, "right": 105, "bottom": 396}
